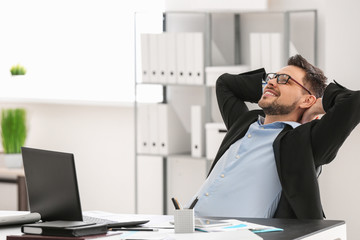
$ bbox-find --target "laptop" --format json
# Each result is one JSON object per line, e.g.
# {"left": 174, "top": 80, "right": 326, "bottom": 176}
{"left": 19, "top": 147, "right": 149, "bottom": 227}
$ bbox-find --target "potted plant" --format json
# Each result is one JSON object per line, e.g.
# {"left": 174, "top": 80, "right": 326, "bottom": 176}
{"left": 10, "top": 64, "right": 26, "bottom": 76}
{"left": 1, "top": 108, "right": 27, "bottom": 168}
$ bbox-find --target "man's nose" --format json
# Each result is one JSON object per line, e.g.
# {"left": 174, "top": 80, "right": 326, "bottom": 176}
{"left": 266, "top": 77, "right": 277, "bottom": 87}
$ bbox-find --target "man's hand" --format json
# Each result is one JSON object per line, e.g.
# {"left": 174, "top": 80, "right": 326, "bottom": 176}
{"left": 301, "top": 98, "right": 325, "bottom": 124}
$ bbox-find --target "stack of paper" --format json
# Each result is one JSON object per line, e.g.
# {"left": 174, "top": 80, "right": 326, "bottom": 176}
{"left": 195, "top": 219, "right": 283, "bottom": 234}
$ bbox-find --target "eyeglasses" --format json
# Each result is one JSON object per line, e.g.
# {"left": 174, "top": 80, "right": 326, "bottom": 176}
{"left": 264, "top": 73, "right": 312, "bottom": 95}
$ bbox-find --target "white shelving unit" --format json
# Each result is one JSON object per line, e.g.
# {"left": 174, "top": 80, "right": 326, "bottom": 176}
{"left": 134, "top": 10, "right": 317, "bottom": 214}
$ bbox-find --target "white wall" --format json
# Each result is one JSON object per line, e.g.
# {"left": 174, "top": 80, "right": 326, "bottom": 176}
{"left": 0, "top": 102, "right": 135, "bottom": 214}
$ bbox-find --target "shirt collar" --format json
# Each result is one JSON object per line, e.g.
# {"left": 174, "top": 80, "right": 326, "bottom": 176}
{"left": 257, "top": 115, "right": 301, "bottom": 129}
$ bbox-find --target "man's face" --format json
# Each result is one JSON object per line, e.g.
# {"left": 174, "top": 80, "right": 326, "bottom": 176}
{"left": 258, "top": 65, "right": 308, "bottom": 116}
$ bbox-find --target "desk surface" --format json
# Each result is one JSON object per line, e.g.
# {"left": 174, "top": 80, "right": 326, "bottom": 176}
{"left": 237, "top": 217, "right": 345, "bottom": 240}
{"left": 0, "top": 211, "right": 345, "bottom": 240}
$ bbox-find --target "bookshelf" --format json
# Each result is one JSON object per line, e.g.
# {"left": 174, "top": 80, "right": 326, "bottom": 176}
{"left": 134, "top": 10, "right": 317, "bottom": 214}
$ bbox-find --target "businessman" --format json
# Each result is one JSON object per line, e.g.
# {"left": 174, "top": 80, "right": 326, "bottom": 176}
{"left": 191, "top": 54, "right": 360, "bottom": 219}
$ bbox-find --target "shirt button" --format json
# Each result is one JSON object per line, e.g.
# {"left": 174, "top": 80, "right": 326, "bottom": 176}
{"left": 236, "top": 155, "right": 240, "bottom": 159}
{"left": 205, "top": 193, "right": 209, "bottom": 196}
{"left": 221, "top": 174, "right": 225, "bottom": 178}
{"left": 248, "top": 134, "right": 252, "bottom": 138}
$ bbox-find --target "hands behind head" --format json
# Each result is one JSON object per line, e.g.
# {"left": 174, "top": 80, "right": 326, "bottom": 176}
{"left": 300, "top": 98, "right": 325, "bottom": 124}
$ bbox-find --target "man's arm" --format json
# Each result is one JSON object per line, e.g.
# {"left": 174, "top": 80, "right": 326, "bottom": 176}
{"left": 310, "top": 81, "right": 360, "bottom": 166}
{"left": 216, "top": 68, "right": 265, "bottom": 129}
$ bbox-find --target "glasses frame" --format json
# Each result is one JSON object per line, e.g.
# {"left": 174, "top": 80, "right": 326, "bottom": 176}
{"left": 265, "top": 73, "right": 312, "bottom": 95}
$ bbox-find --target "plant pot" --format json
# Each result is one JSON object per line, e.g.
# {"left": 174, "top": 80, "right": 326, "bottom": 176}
{"left": 4, "top": 153, "right": 23, "bottom": 168}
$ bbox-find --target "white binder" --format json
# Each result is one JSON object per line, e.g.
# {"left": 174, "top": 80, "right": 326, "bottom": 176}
{"left": 166, "top": 33, "right": 178, "bottom": 84}
{"left": 149, "top": 104, "right": 159, "bottom": 154}
{"left": 136, "top": 104, "right": 150, "bottom": 154}
{"left": 193, "top": 32, "right": 204, "bottom": 85}
{"left": 185, "top": 32, "right": 195, "bottom": 84}
{"left": 137, "top": 155, "right": 163, "bottom": 214}
{"left": 149, "top": 34, "right": 159, "bottom": 83}
{"left": 250, "top": 33, "right": 262, "bottom": 70}
{"left": 260, "top": 33, "right": 271, "bottom": 72}
{"left": 270, "top": 33, "right": 283, "bottom": 73}
{"left": 157, "top": 103, "right": 190, "bottom": 155}
{"left": 176, "top": 33, "right": 187, "bottom": 84}
{"left": 140, "top": 34, "right": 150, "bottom": 83}
{"left": 158, "top": 33, "right": 167, "bottom": 84}
{"left": 191, "top": 105, "right": 205, "bottom": 157}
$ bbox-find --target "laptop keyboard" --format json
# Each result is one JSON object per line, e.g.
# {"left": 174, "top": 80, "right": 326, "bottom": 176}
{"left": 83, "top": 215, "right": 117, "bottom": 225}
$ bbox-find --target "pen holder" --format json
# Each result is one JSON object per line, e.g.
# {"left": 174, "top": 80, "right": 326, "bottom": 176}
{"left": 174, "top": 209, "right": 195, "bottom": 233}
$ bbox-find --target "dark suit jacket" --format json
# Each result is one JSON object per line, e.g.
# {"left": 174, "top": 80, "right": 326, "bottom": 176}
{"left": 209, "top": 68, "right": 360, "bottom": 219}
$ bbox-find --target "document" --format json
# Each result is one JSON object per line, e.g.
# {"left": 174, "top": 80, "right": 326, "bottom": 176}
{"left": 195, "top": 219, "right": 283, "bottom": 234}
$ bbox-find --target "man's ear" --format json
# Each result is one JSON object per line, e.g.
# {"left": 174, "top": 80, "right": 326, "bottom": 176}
{"left": 300, "top": 95, "right": 317, "bottom": 109}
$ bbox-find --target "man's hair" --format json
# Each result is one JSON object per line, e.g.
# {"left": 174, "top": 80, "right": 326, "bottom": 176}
{"left": 287, "top": 54, "right": 327, "bottom": 98}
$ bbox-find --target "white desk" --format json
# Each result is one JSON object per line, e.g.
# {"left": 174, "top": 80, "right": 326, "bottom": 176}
{"left": 0, "top": 211, "right": 347, "bottom": 240}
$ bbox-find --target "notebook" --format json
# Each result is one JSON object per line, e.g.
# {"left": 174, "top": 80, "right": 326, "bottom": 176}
{"left": 0, "top": 147, "right": 149, "bottom": 227}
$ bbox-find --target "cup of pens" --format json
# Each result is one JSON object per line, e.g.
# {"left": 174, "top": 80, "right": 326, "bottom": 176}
{"left": 172, "top": 197, "right": 198, "bottom": 233}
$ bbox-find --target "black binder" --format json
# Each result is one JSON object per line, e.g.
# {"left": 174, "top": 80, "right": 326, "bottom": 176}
{"left": 21, "top": 221, "right": 107, "bottom": 237}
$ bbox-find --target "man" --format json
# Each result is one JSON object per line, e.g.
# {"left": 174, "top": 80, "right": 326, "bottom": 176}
{"left": 191, "top": 54, "right": 360, "bottom": 219}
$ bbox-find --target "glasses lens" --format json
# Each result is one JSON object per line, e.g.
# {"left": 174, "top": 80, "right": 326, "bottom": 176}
{"left": 266, "top": 73, "right": 276, "bottom": 82}
{"left": 277, "top": 74, "right": 289, "bottom": 84}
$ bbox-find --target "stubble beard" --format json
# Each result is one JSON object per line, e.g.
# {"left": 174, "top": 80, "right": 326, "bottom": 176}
{"left": 258, "top": 98, "right": 297, "bottom": 116}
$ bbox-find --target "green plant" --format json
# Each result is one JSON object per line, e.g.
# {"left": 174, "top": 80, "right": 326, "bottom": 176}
{"left": 1, "top": 109, "right": 27, "bottom": 154}
{"left": 10, "top": 64, "right": 26, "bottom": 75}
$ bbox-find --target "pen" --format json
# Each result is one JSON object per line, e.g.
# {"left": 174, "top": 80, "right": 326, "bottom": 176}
{"left": 171, "top": 197, "right": 180, "bottom": 210}
{"left": 109, "top": 227, "right": 158, "bottom": 232}
{"left": 189, "top": 197, "right": 198, "bottom": 209}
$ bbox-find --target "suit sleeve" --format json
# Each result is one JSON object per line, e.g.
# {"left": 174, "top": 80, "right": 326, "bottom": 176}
{"left": 311, "top": 81, "right": 360, "bottom": 166}
{"left": 215, "top": 68, "right": 265, "bottom": 129}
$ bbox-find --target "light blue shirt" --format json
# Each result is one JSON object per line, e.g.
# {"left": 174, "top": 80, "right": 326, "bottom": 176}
{"left": 190, "top": 116, "right": 300, "bottom": 218}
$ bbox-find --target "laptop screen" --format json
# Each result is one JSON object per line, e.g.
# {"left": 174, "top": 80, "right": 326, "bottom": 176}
{"left": 21, "top": 147, "right": 83, "bottom": 221}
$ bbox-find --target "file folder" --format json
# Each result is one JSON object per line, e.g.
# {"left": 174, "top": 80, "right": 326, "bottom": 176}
{"left": 158, "top": 33, "right": 167, "bottom": 84}
{"left": 140, "top": 34, "right": 150, "bottom": 83}
{"left": 260, "top": 33, "right": 271, "bottom": 72}
{"left": 270, "top": 33, "right": 282, "bottom": 72}
{"left": 136, "top": 104, "right": 150, "bottom": 154}
{"left": 157, "top": 103, "right": 190, "bottom": 155}
{"left": 185, "top": 33, "right": 194, "bottom": 85}
{"left": 250, "top": 33, "right": 262, "bottom": 70}
{"left": 149, "top": 104, "right": 159, "bottom": 154}
{"left": 193, "top": 32, "right": 204, "bottom": 85}
{"left": 149, "top": 34, "right": 159, "bottom": 83}
{"left": 166, "top": 33, "right": 178, "bottom": 84}
{"left": 191, "top": 105, "right": 205, "bottom": 157}
{"left": 176, "top": 33, "right": 187, "bottom": 84}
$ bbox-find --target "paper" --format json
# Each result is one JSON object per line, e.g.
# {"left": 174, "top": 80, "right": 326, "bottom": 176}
{"left": 195, "top": 219, "right": 283, "bottom": 234}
